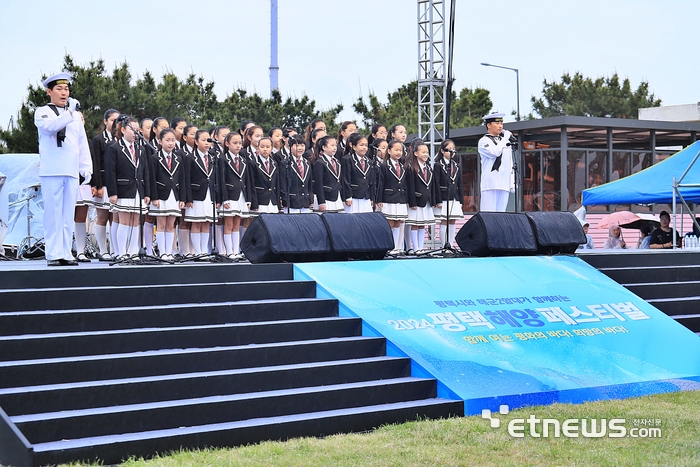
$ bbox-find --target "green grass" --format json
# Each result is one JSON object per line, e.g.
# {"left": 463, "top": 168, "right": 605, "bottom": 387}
{"left": 66, "top": 390, "right": 700, "bottom": 467}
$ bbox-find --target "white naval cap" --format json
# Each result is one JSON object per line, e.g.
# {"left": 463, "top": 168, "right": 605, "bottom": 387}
{"left": 483, "top": 112, "right": 505, "bottom": 124}
{"left": 42, "top": 72, "right": 71, "bottom": 89}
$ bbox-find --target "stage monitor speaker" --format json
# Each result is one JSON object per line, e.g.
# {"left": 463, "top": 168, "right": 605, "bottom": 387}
{"left": 321, "top": 212, "right": 394, "bottom": 260}
{"left": 241, "top": 214, "right": 332, "bottom": 263}
{"left": 525, "top": 211, "right": 587, "bottom": 254}
{"left": 456, "top": 212, "right": 537, "bottom": 257}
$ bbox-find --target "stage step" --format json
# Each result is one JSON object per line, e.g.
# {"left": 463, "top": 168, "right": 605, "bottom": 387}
{"left": 0, "top": 263, "right": 462, "bottom": 467}
{"left": 580, "top": 252, "right": 700, "bottom": 333}
{"left": 29, "top": 398, "right": 463, "bottom": 467}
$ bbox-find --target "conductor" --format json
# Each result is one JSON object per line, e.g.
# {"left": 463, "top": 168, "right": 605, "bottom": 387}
{"left": 34, "top": 72, "right": 92, "bottom": 266}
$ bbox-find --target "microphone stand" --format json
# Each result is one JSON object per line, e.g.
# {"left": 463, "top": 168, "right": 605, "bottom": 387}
{"left": 206, "top": 141, "right": 234, "bottom": 263}
{"left": 418, "top": 151, "right": 463, "bottom": 257}
{"left": 284, "top": 143, "right": 292, "bottom": 213}
{"left": 508, "top": 138, "right": 520, "bottom": 213}
{"left": 111, "top": 128, "right": 171, "bottom": 265}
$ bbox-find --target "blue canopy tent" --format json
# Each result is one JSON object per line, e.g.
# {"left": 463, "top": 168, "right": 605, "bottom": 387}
{"left": 582, "top": 140, "right": 700, "bottom": 245}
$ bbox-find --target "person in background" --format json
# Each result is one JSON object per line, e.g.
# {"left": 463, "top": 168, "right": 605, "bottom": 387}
{"left": 603, "top": 225, "right": 626, "bottom": 249}
{"left": 578, "top": 222, "right": 595, "bottom": 249}
{"left": 637, "top": 224, "right": 652, "bottom": 249}
{"left": 649, "top": 210, "right": 682, "bottom": 249}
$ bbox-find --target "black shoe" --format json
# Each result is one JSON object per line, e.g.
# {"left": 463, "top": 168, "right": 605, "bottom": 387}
{"left": 47, "top": 259, "right": 61, "bottom": 267}
{"left": 60, "top": 259, "right": 79, "bottom": 266}
{"left": 76, "top": 253, "right": 91, "bottom": 263}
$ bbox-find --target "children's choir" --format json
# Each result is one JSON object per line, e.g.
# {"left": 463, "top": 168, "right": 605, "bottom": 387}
{"left": 77, "top": 115, "right": 465, "bottom": 260}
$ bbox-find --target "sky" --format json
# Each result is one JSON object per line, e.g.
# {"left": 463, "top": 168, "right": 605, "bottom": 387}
{"left": 0, "top": 0, "right": 698, "bottom": 130}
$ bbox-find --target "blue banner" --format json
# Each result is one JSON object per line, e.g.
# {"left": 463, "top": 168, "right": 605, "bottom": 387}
{"left": 295, "top": 257, "right": 700, "bottom": 415}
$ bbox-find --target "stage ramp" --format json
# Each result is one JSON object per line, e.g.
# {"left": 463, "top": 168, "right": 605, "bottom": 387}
{"left": 295, "top": 256, "right": 700, "bottom": 416}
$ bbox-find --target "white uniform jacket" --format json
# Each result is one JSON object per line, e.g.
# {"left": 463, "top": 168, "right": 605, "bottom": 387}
{"left": 34, "top": 104, "right": 92, "bottom": 178}
{"left": 477, "top": 132, "right": 514, "bottom": 192}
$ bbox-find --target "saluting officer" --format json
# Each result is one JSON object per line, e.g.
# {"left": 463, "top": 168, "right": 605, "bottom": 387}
{"left": 34, "top": 72, "right": 92, "bottom": 266}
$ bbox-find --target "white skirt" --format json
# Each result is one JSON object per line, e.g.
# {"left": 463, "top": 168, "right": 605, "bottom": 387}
{"left": 284, "top": 207, "right": 312, "bottom": 214}
{"left": 314, "top": 196, "right": 345, "bottom": 214}
{"left": 250, "top": 200, "right": 279, "bottom": 216}
{"left": 219, "top": 193, "right": 250, "bottom": 218}
{"left": 184, "top": 190, "right": 216, "bottom": 222}
{"left": 407, "top": 204, "right": 435, "bottom": 226}
{"left": 344, "top": 198, "right": 373, "bottom": 214}
{"left": 381, "top": 202, "right": 408, "bottom": 221}
{"left": 76, "top": 184, "right": 93, "bottom": 207}
{"left": 150, "top": 191, "right": 182, "bottom": 217}
{"left": 92, "top": 187, "right": 110, "bottom": 210}
{"left": 111, "top": 196, "right": 147, "bottom": 214}
{"left": 434, "top": 200, "right": 464, "bottom": 221}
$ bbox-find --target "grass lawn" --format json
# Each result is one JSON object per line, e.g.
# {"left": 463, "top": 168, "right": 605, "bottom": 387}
{"left": 63, "top": 389, "right": 700, "bottom": 467}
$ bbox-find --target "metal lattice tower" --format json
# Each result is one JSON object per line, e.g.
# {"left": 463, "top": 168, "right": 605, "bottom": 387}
{"left": 417, "top": 0, "right": 447, "bottom": 162}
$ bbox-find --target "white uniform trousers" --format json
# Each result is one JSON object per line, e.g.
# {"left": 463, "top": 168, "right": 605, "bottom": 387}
{"left": 41, "top": 175, "right": 79, "bottom": 260}
{"left": 480, "top": 189, "right": 509, "bottom": 212}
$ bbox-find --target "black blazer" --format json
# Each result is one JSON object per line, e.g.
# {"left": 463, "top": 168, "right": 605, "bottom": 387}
{"left": 104, "top": 139, "right": 151, "bottom": 200}
{"left": 90, "top": 130, "right": 113, "bottom": 188}
{"left": 219, "top": 151, "right": 253, "bottom": 205}
{"left": 407, "top": 164, "right": 435, "bottom": 208}
{"left": 376, "top": 159, "right": 407, "bottom": 204}
{"left": 434, "top": 158, "right": 464, "bottom": 202}
{"left": 250, "top": 156, "right": 281, "bottom": 210}
{"left": 186, "top": 150, "right": 216, "bottom": 203}
{"left": 341, "top": 153, "right": 373, "bottom": 201}
{"left": 151, "top": 149, "right": 186, "bottom": 202}
{"left": 280, "top": 156, "right": 313, "bottom": 209}
{"left": 313, "top": 155, "right": 343, "bottom": 205}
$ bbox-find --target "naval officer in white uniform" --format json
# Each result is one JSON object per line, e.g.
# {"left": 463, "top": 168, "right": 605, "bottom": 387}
{"left": 477, "top": 112, "right": 514, "bottom": 212}
{"left": 34, "top": 72, "right": 92, "bottom": 266}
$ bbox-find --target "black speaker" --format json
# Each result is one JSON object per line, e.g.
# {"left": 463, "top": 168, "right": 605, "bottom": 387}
{"left": 456, "top": 212, "right": 537, "bottom": 257}
{"left": 525, "top": 211, "right": 587, "bottom": 254}
{"left": 321, "top": 212, "right": 394, "bottom": 260}
{"left": 241, "top": 214, "right": 332, "bottom": 263}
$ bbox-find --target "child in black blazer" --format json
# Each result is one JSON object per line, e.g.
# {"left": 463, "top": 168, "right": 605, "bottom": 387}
{"left": 148, "top": 128, "right": 186, "bottom": 259}
{"left": 434, "top": 139, "right": 464, "bottom": 247}
{"left": 219, "top": 132, "right": 253, "bottom": 257}
{"left": 406, "top": 140, "right": 436, "bottom": 253}
{"left": 341, "top": 133, "right": 374, "bottom": 213}
{"left": 376, "top": 140, "right": 408, "bottom": 252}
{"left": 184, "top": 130, "right": 218, "bottom": 256}
{"left": 281, "top": 135, "right": 313, "bottom": 213}
{"left": 312, "top": 135, "right": 344, "bottom": 213}
{"left": 250, "top": 137, "right": 281, "bottom": 214}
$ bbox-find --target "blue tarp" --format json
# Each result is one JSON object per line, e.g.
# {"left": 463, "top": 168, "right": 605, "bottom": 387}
{"left": 582, "top": 140, "right": 700, "bottom": 206}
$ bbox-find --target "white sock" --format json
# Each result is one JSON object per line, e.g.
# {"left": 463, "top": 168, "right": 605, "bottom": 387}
{"left": 110, "top": 221, "right": 119, "bottom": 255}
{"left": 448, "top": 224, "right": 456, "bottom": 246}
{"left": 156, "top": 230, "right": 166, "bottom": 256}
{"left": 418, "top": 228, "right": 425, "bottom": 250}
{"left": 164, "top": 231, "right": 175, "bottom": 255}
{"left": 190, "top": 232, "right": 201, "bottom": 255}
{"left": 215, "top": 225, "right": 225, "bottom": 253}
{"left": 144, "top": 222, "right": 154, "bottom": 255}
{"left": 74, "top": 221, "right": 87, "bottom": 254}
{"left": 397, "top": 223, "right": 405, "bottom": 251}
{"left": 178, "top": 228, "right": 190, "bottom": 255}
{"left": 223, "top": 233, "right": 233, "bottom": 254}
{"left": 392, "top": 227, "right": 400, "bottom": 249}
{"left": 116, "top": 223, "right": 129, "bottom": 256}
{"left": 440, "top": 224, "right": 447, "bottom": 245}
{"left": 200, "top": 230, "right": 210, "bottom": 254}
{"left": 403, "top": 223, "right": 411, "bottom": 251}
{"left": 128, "top": 226, "right": 140, "bottom": 255}
{"left": 410, "top": 230, "right": 419, "bottom": 252}
{"left": 95, "top": 224, "right": 107, "bottom": 254}
{"left": 231, "top": 231, "right": 240, "bottom": 255}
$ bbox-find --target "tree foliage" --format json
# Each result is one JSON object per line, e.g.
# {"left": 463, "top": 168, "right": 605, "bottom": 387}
{"left": 0, "top": 55, "right": 343, "bottom": 153}
{"left": 531, "top": 72, "right": 661, "bottom": 119}
{"left": 353, "top": 81, "right": 493, "bottom": 135}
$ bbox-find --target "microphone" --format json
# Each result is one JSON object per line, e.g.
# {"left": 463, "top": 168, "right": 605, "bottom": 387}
{"left": 206, "top": 138, "right": 216, "bottom": 143}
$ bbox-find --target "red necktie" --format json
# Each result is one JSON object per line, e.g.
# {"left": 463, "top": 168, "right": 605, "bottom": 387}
{"left": 234, "top": 156, "right": 239, "bottom": 172}
{"left": 395, "top": 162, "right": 401, "bottom": 177}
{"left": 331, "top": 158, "right": 337, "bottom": 174}
{"left": 297, "top": 159, "right": 304, "bottom": 178}
{"left": 204, "top": 154, "right": 209, "bottom": 172}
{"left": 265, "top": 160, "right": 270, "bottom": 173}
{"left": 361, "top": 158, "right": 365, "bottom": 171}
{"left": 450, "top": 162, "right": 455, "bottom": 177}
{"left": 423, "top": 166, "right": 428, "bottom": 180}
{"left": 167, "top": 155, "right": 171, "bottom": 170}
{"left": 129, "top": 144, "right": 136, "bottom": 164}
